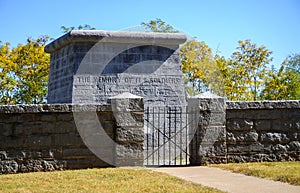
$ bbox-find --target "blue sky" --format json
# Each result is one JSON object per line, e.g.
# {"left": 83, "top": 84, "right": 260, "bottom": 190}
{"left": 0, "top": 0, "right": 299, "bottom": 69}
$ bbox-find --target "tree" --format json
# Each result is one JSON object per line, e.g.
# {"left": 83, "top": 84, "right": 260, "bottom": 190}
{"left": 262, "top": 54, "right": 300, "bottom": 100}
{"left": 227, "top": 40, "right": 273, "bottom": 101}
{"left": 141, "top": 19, "right": 222, "bottom": 96}
{"left": 0, "top": 36, "right": 50, "bottom": 104}
{"left": 180, "top": 41, "right": 222, "bottom": 95}
{"left": 61, "top": 24, "right": 96, "bottom": 33}
{"left": 141, "top": 18, "right": 179, "bottom": 33}
{"left": 214, "top": 55, "right": 231, "bottom": 97}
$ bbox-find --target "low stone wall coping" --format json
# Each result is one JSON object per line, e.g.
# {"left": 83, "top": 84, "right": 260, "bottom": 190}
{"left": 226, "top": 100, "right": 300, "bottom": 109}
{"left": 45, "top": 30, "right": 187, "bottom": 53}
{"left": 0, "top": 104, "right": 112, "bottom": 113}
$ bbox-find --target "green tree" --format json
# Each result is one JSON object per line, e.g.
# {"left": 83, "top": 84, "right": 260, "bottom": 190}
{"left": 0, "top": 36, "right": 50, "bottom": 104}
{"left": 262, "top": 54, "right": 300, "bottom": 100}
{"left": 214, "top": 55, "right": 231, "bottom": 97}
{"left": 142, "top": 19, "right": 224, "bottom": 96}
{"left": 141, "top": 18, "right": 179, "bottom": 33}
{"left": 61, "top": 24, "right": 96, "bottom": 33}
{"left": 227, "top": 40, "right": 273, "bottom": 101}
{"left": 180, "top": 41, "right": 222, "bottom": 95}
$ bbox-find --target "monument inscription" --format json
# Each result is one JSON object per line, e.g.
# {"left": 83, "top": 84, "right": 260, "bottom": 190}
{"left": 73, "top": 74, "right": 184, "bottom": 105}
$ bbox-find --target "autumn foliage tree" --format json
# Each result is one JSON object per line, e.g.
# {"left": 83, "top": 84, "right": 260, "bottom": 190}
{"left": 180, "top": 41, "right": 223, "bottom": 95}
{"left": 225, "top": 40, "right": 273, "bottom": 101}
{"left": 262, "top": 54, "right": 300, "bottom": 100}
{"left": 0, "top": 24, "right": 97, "bottom": 105}
{"left": 0, "top": 36, "right": 50, "bottom": 104}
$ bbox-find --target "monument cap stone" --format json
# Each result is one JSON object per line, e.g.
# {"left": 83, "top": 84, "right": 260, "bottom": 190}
{"left": 45, "top": 30, "right": 187, "bottom": 53}
{"left": 191, "top": 91, "right": 223, "bottom": 99}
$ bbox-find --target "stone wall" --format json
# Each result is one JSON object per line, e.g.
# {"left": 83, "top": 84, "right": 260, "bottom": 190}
{"left": 0, "top": 100, "right": 144, "bottom": 174}
{"left": 0, "top": 100, "right": 299, "bottom": 173}
{"left": 226, "top": 101, "right": 300, "bottom": 162}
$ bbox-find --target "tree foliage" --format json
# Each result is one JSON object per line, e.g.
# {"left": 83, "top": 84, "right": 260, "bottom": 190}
{"left": 225, "top": 40, "right": 273, "bottom": 101}
{"left": 180, "top": 41, "right": 223, "bottom": 95}
{"left": 141, "top": 19, "right": 221, "bottom": 95}
{"left": 141, "top": 18, "right": 179, "bottom": 33}
{"left": 61, "top": 24, "right": 96, "bottom": 33}
{"left": 262, "top": 54, "right": 300, "bottom": 100}
{"left": 0, "top": 36, "right": 50, "bottom": 104}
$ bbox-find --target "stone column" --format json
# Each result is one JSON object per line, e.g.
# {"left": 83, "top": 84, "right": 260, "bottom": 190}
{"left": 188, "top": 92, "right": 226, "bottom": 165}
{"left": 110, "top": 92, "right": 144, "bottom": 166}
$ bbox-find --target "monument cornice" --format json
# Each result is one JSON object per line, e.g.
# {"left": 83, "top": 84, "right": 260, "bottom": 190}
{"left": 45, "top": 30, "right": 187, "bottom": 53}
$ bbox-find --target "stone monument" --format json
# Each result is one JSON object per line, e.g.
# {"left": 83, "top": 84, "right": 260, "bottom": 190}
{"left": 45, "top": 30, "right": 188, "bottom": 166}
{"left": 45, "top": 30, "right": 187, "bottom": 107}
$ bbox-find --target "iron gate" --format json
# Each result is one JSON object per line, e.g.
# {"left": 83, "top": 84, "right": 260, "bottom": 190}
{"left": 144, "top": 106, "right": 199, "bottom": 166}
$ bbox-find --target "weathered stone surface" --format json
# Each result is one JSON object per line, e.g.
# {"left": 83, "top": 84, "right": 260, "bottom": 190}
{"left": 0, "top": 123, "right": 13, "bottom": 136}
{"left": 197, "top": 126, "right": 226, "bottom": 143}
{"left": 227, "top": 152, "right": 299, "bottom": 163}
{"left": 52, "top": 133, "right": 85, "bottom": 147}
{"left": 226, "top": 110, "right": 245, "bottom": 119}
{"left": 64, "top": 158, "right": 109, "bottom": 169}
{"left": 227, "top": 130, "right": 259, "bottom": 144}
{"left": 27, "top": 135, "right": 52, "bottom": 148}
{"left": 226, "top": 101, "right": 300, "bottom": 109}
{"left": 0, "top": 104, "right": 114, "bottom": 114}
{"left": 18, "top": 160, "right": 61, "bottom": 173}
{"left": 295, "top": 121, "right": 300, "bottom": 130}
{"left": 62, "top": 148, "right": 96, "bottom": 159}
{"left": 227, "top": 119, "right": 254, "bottom": 131}
{"left": 290, "top": 132, "right": 300, "bottom": 141}
{"left": 199, "top": 143, "right": 227, "bottom": 156}
{"left": 197, "top": 112, "right": 225, "bottom": 126}
{"left": 115, "top": 143, "right": 144, "bottom": 166}
{"left": 288, "top": 141, "right": 300, "bottom": 151}
{"left": 272, "top": 120, "right": 294, "bottom": 131}
{"left": 0, "top": 160, "right": 18, "bottom": 174}
{"left": 0, "top": 151, "right": 7, "bottom": 160}
{"left": 0, "top": 136, "right": 27, "bottom": 148}
{"left": 271, "top": 144, "right": 288, "bottom": 152}
{"left": 53, "top": 121, "right": 77, "bottom": 134}
{"left": 189, "top": 96, "right": 226, "bottom": 112}
{"left": 116, "top": 127, "right": 144, "bottom": 142}
{"left": 261, "top": 132, "right": 290, "bottom": 144}
{"left": 255, "top": 120, "right": 271, "bottom": 130}
{"left": 227, "top": 143, "right": 265, "bottom": 153}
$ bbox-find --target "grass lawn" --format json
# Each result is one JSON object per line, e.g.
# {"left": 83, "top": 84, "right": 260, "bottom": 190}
{"left": 0, "top": 167, "right": 224, "bottom": 193}
{"left": 210, "top": 161, "right": 300, "bottom": 186}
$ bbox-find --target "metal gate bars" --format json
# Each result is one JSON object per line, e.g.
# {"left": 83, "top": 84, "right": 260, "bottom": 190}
{"left": 144, "top": 106, "right": 198, "bottom": 166}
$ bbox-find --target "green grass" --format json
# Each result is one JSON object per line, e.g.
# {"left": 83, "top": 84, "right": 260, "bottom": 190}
{"left": 0, "top": 167, "right": 224, "bottom": 193}
{"left": 210, "top": 161, "right": 300, "bottom": 186}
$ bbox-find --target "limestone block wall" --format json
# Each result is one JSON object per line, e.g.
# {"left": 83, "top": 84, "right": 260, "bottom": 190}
{"left": 0, "top": 99, "right": 299, "bottom": 173}
{"left": 45, "top": 30, "right": 187, "bottom": 107}
{"left": 188, "top": 93, "right": 227, "bottom": 165}
{"left": 226, "top": 101, "right": 300, "bottom": 162}
{"left": 0, "top": 102, "right": 144, "bottom": 174}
